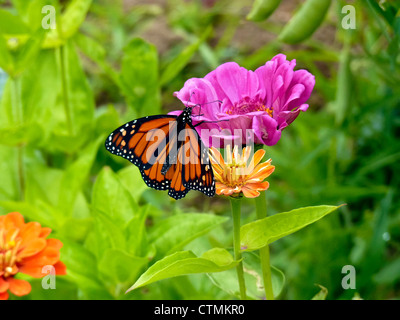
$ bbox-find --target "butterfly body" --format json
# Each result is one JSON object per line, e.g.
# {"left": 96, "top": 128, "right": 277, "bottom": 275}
{"left": 105, "top": 107, "right": 215, "bottom": 200}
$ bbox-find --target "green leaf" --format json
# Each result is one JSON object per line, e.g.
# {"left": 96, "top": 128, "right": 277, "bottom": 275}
{"left": 125, "top": 205, "right": 151, "bottom": 257}
{"left": 247, "top": 0, "right": 282, "bottom": 22}
{"left": 311, "top": 284, "right": 328, "bottom": 300}
{"left": 0, "top": 9, "right": 30, "bottom": 35}
{"left": 53, "top": 40, "right": 95, "bottom": 146}
{"left": 148, "top": 213, "right": 228, "bottom": 259}
{"left": 373, "top": 258, "right": 400, "bottom": 284}
{"left": 60, "top": 217, "right": 92, "bottom": 242}
{"left": 0, "top": 49, "right": 59, "bottom": 133}
{"left": 0, "top": 36, "right": 15, "bottom": 75}
{"left": 25, "top": 159, "right": 63, "bottom": 208}
{"left": 0, "top": 200, "right": 61, "bottom": 230}
{"left": 57, "top": 135, "right": 103, "bottom": 216}
{"left": 74, "top": 33, "right": 106, "bottom": 63}
{"left": 60, "top": 0, "right": 92, "bottom": 39}
{"left": 278, "top": 0, "right": 331, "bottom": 44}
{"left": 98, "top": 249, "right": 148, "bottom": 286}
{"left": 119, "top": 38, "right": 161, "bottom": 116}
{"left": 60, "top": 238, "right": 113, "bottom": 299}
{"left": 14, "top": 29, "right": 46, "bottom": 76}
{"left": 208, "top": 252, "right": 285, "bottom": 299}
{"left": 0, "top": 146, "right": 18, "bottom": 202}
{"left": 92, "top": 167, "right": 138, "bottom": 227}
{"left": 43, "top": 0, "right": 92, "bottom": 48}
{"left": 85, "top": 210, "right": 126, "bottom": 261}
{"left": 160, "top": 26, "right": 212, "bottom": 86}
{"left": 241, "top": 205, "right": 343, "bottom": 252}
{"left": 0, "top": 122, "right": 43, "bottom": 146}
{"left": 74, "top": 33, "right": 120, "bottom": 86}
{"left": 117, "top": 165, "right": 148, "bottom": 202}
{"left": 127, "top": 248, "right": 238, "bottom": 292}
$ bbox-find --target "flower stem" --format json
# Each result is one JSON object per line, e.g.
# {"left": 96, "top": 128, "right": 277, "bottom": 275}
{"left": 255, "top": 191, "right": 274, "bottom": 300}
{"left": 11, "top": 76, "right": 25, "bottom": 200}
{"left": 57, "top": 45, "right": 73, "bottom": 135}
{"left": 230, "top": 197, "right": 247, "bottom": 300}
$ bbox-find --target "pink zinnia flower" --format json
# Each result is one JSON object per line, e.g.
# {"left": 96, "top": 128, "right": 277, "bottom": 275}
{"left": 170, "top": 54, "right": 315, "bottom": 147}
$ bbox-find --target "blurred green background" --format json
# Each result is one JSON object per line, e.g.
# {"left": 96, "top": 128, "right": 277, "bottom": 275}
{"left": 0, "top": 0, "right": 399, "bottom": 300}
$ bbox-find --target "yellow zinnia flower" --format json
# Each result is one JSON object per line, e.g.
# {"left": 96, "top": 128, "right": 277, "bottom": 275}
{"left": 209, "top": 145, "right": 275, "bottom": 198}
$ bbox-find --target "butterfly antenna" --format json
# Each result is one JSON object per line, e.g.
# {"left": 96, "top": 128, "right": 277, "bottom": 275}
{"left": 191, "top": 100, "right": 223, "bottom": 118}
{"left": 185, "top": 91, "right": 196, "bottom": 109}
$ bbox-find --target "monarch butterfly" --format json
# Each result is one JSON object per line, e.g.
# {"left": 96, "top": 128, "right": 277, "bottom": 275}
{"left": 105, "top": 106, "right": 215, "bottom": 200}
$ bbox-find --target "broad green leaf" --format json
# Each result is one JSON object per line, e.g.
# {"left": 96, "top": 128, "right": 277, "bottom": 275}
{"left": 98, "top": 249, "right": 148, "bottom": 287}
{"left": 117, "top": 165, "right": 147, "bottom": 202}
{"left": 74, "top": 34, "right": 120, "bottom": 86}
{"left": 60, "top": 216, "right": 92, "bottom": 242}
{"left": 0, "top": 49, "right": 59, "bottom": 134}
{"left": 312, "top": 284, "right": 328, "bottom": 300}
{"left": 74, "top": 33, "right": 106, "bottom": 64}
{"left": 0, "top": 9, "right": 30, "bottom": 35}
{"left": 25, "top": 160, "right": 63, "bottom": 208}
{"left": 0, "top": 123, "right": 43, "bottom": 146}
{"left": 208, "top": 252, "right": 285, "bottom": 299}
{"left": 60, "top": 238, "right": 113, "bottom": 299}
{"left": 125, "top": 205, "right": 151, "bottom": 257}
{"left": 119, "top": 38, "right": 160, "bottom": 116}
{"left": 93, "top": 105, "right": 121, "bottom": 138}
{"left": 57, "top": 135, "right": 103, "bottom": 216}
{"left": 160, "top": 26, "right": 212, "bottom": 86}
{"left": 92, "top": 167, "right": 138, "bottom": 227}
{"left": 148, "top": 213, "right": 228, "bottom": 258}
{"left": 14, "top": 29, "right": 46, "bottom": 76}
{"left": 241, "top": 205, "right": 343, "bottom": 252}
{"left": 127, "top": 248, "right": 238, "bottom": 292}
{"left": 85, "top": 210, "right": 127, "bottom": 261}
{"left": 0, "top": 40, "right": 94, "bottom": 151}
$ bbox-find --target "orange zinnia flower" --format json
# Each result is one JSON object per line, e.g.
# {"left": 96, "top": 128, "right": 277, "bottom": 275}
{"left": 209, "top": 145, "right": 275, "bottom": 198}
{"left": 0, "top": 212, "right": 66, "bottom": 300}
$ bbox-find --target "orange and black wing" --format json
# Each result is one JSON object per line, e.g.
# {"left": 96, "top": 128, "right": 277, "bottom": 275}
{"left": 105, "top": 115, "right": 178, "bottom": 171}
{"left": 177, "top": 122, "right": 215, "bottom": 197}
{"left": 105, "top": 115, "right": 189, "bottom": 199}
{"left": 105, "top": 113, "right": 215, "bottom": 200}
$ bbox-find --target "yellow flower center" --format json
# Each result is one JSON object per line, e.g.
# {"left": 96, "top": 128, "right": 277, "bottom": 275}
{"left": 0, "top": 229, "right": 21, "bottom": 278}
{"left": 225, "top": 97, "right": 274, "bottom": 116}
{"left": 221, "top": 146, "right": 253, "bottom": 188}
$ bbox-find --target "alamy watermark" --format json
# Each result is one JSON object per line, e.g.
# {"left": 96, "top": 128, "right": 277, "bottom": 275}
{"left": 341, "top": 5, "right": 356, "bottom": 30}
{"left": 341, "top": 265, "right": 356, "bottom": 290}
{"left": 41, "top": 265, "right": 56, "bottom": 289}
{"left": 42, "top": 5, "right": 56, "bottom": 30}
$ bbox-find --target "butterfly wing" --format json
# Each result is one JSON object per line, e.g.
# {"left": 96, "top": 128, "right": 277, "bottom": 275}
{"left": 105, "top": 115, "right": 178, "bottom": 171}
{"left": 179, "top": 122, "right": 215, "bottom": 197}
{"left": 106, "top": 114, "right": 189, "bottom": 199}
{"left": 105, "top": 112, "right": 215, "bottom": 200}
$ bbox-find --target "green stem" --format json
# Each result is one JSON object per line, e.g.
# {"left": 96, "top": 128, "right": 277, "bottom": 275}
{"left": 57, "top": 45, "right": 73, "bottom": 135}
{"left": 230, "top": 197, "right": 247, "bottom": 300}
{"left": 11, "top": 77, "right": 25, "bottom": 200}
{"left": 255, "top": 191, "right": 274, "bottom": 300}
